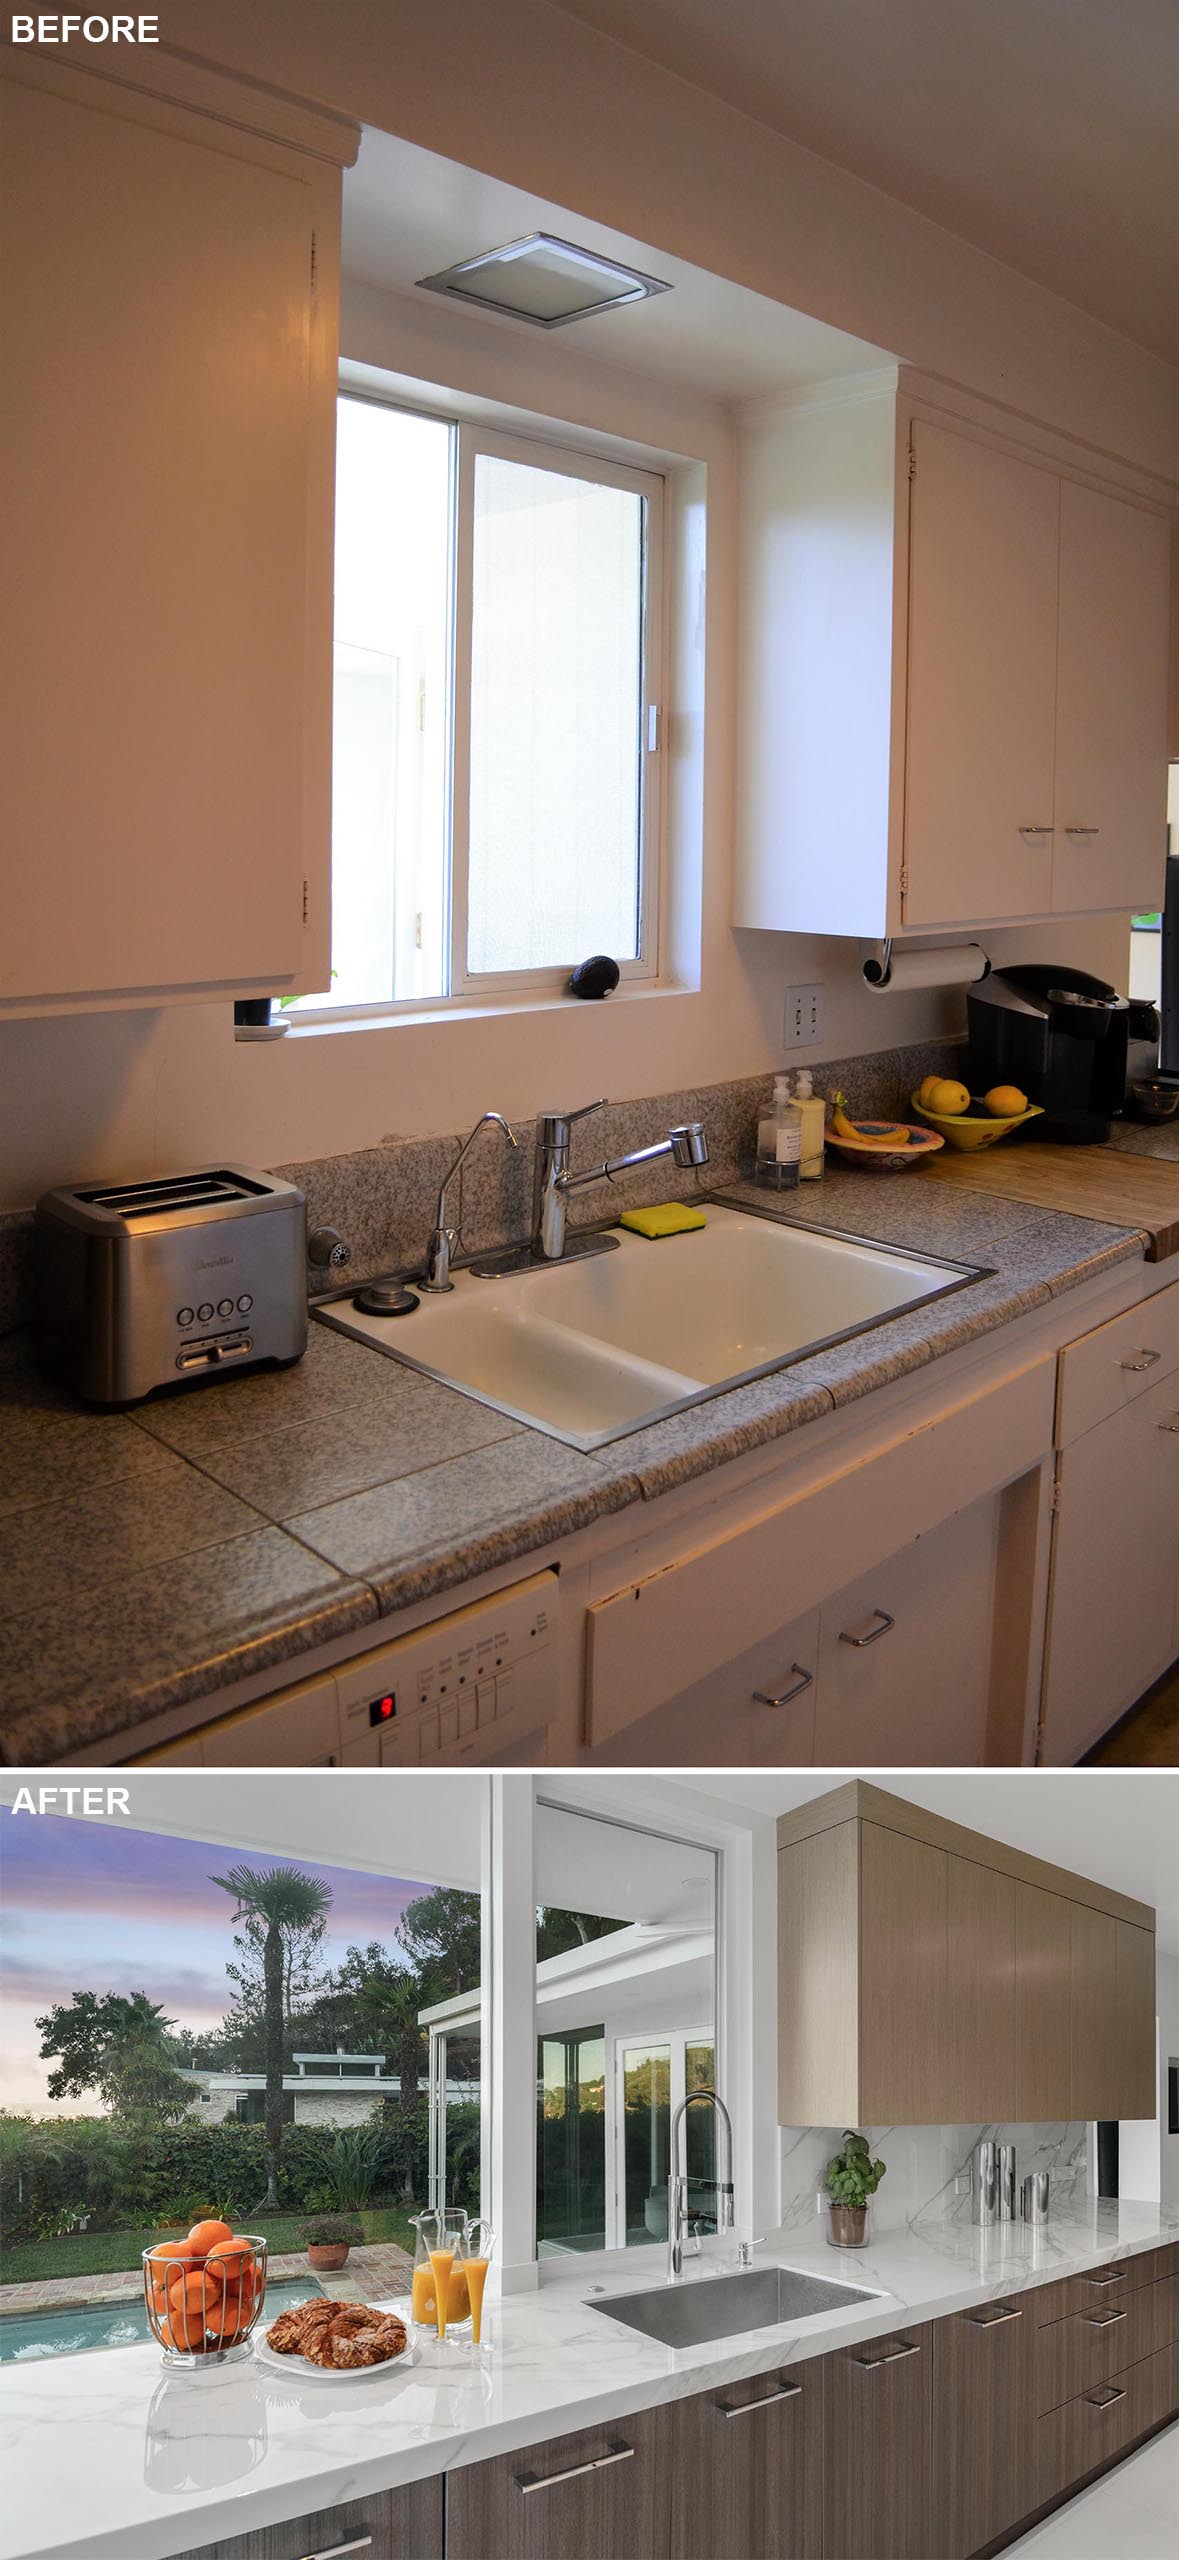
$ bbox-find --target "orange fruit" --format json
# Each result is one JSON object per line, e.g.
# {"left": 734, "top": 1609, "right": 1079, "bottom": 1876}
{"left": 186, "top": 2218, "right": 234, "bottom": 2259}
{"left": 206, "top": 2295, "right": 245, "bottom": 2344}
{"left": 205, "top": 2237, "right": 253, "bottom": 2279}
{"left": 160, "top": 2310, "right": 207, "bottom": 2353}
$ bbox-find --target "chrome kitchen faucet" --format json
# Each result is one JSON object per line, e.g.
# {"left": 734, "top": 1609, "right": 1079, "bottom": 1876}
{"left": 474, "top": 1099, "right": 708, "bottom": 1274}
{"left": 668, "top": 2086, "right": 735, "bottom": 2281}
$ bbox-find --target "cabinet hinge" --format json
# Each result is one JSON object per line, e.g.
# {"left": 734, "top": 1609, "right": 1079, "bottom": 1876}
{"left": 899, "top": 866, "right": 909, "bottom": 895}
{"left": 1049, "top": 1463, "right": 1062, "bottom": 1516}
{"left": 908, "top": 447, "right": 917, "bottom": 481}
{"left": 302, "top": 877, "right": 310, "bottom": 927}
{"left": 310, "top": 230, "right": 318, "bottom": 293}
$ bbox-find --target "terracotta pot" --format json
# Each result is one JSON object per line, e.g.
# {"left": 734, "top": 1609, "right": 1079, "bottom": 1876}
{"left": 306, "top": 2243, "right": 350, "bottom": 2271}
{"left": 827, "top": 2204, "right": 869, "bottom": 2249}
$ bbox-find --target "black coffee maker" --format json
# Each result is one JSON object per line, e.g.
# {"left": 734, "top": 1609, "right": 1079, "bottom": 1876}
{"left": 966, "top": 965, "right": 1132, "bottom": 1144}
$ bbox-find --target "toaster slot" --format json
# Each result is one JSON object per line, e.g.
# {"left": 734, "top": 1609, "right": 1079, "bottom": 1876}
{"left": 176, "top": 1331, "right": 254, "bottom": 1371}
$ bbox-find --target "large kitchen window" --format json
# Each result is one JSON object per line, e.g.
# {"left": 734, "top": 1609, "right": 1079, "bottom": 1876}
{"left": 290, "top": 391, "right": 665, "bottom": 1019}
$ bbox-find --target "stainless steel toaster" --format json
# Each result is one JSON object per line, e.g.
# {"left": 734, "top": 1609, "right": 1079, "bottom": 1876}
{"left": 35, "top": 1166, "right": 308, "bottom": 1405}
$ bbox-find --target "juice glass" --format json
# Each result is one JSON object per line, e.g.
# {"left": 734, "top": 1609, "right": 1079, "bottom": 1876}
{"left": 460, "top": 2220, "right": 493, "bottom": 2349}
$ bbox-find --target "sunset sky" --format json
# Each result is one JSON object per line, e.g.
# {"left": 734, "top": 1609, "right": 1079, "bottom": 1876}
{"left": 0, "top": 1811, "right": 419, "bottom": 2117}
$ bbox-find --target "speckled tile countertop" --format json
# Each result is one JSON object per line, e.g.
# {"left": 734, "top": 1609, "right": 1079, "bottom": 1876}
{"left": 0, "top": 1155, "right": 1149, "bottom": 1767}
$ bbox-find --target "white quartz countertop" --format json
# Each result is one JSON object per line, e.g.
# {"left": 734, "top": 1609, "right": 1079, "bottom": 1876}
{"left": 1, "top": 2203, "right": 1174, "bottom": 2560}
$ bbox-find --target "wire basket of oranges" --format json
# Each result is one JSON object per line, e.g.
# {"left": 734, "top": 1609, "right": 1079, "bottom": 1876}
{"left": 143, "top": 2219, "right": 268, "bottom": 2368}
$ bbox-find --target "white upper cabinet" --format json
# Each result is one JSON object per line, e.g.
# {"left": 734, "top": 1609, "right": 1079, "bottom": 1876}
{"left": 0, "top": 61, "right": 356, "bottom": 1018}
{"left": 734, "top": 375, "right": 1175, "bottom": 941}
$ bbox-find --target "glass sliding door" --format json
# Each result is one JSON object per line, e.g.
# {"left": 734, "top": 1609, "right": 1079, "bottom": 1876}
{"left": 620, "top": 2040, "right": 672, "bottom": 2244}
{"left": 537, "top": 2027, "right": 607, "bottom": 2253}
{"left": 427, "top": 2024, "right": 482, "bottom": 2219}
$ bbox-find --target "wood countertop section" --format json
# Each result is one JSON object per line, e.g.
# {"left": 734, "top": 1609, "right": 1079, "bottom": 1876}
{"left": 924, "top": 1135, "right": 1179, "bottom": 1259}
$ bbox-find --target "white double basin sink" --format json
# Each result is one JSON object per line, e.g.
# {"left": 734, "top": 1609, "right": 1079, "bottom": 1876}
{"left": 319, "top": 1201, "right": 979, "bottom": 1450}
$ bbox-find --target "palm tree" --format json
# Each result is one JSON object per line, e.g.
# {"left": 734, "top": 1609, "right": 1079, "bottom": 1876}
{"left": 210, "top": 1864, "right": 333, "bottom": 2207}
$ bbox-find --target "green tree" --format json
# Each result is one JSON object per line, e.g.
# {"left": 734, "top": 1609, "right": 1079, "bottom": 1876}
{"left": 34, "top": 1991, "right": 191, "bottom": 2124}
{"left": 210, "top": 1865, "right": 334, "bottom": 2206}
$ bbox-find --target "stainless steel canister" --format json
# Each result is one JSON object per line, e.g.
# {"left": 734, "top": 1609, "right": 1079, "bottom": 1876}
{"left": 971, "top": 2139, "right": 1000, "bottom": 2225}
{"left": 1021, "top": 2171, "right": 1051, "bottom": 2225}
{"left": 999, "top": 2144, "right": 1017, "bottom": 2220}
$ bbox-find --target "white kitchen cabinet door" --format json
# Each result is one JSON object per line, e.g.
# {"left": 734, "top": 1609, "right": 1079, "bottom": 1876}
{"left": 587, "top": 1608, "right": 820, "bottom": 1768}
{"left": 1040, "top": 1374, "right": 1179, "bottom": 1763}
{"left": 0, "top": 70, "right": 336, "bottom": 1012}
{"left": 903, "top": 421, "right": 1060, "bottom": 927}
{"left": 1051, "top": 478, "right": 1172, "bottom": 917}
{"left": 812, "top": 1497, "right": 1000, "bottom": 1764}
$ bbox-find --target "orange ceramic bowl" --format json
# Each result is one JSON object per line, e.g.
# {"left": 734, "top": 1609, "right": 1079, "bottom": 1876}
{"left": 825, "top": 1118, "right": 944, "bottom": 1173}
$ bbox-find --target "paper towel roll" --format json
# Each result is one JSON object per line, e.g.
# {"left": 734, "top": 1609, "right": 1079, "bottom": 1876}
{"left": 864, "top": 942, "right": 989, "bottom": 992}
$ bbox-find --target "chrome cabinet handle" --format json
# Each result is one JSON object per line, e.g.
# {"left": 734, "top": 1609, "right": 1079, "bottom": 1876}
{"left": 839, "top": 1607, "right": 895, "bottom": 1649}
{"left": 720, "top": 2382, "right": 803, "bottom": 2419}
{"left": 1121, "top": 1348, "right": 1161, "bottom": 1371}
{"left": 966, "top": 2304, "right": 1023, "bottom": 2327}
{"left": 1019, "top": 824, "right": 1054, "bottom": 836}
{"left": 300, "top": 2540, "right": 373, "bottom": 2559}
{"left": 518, "top": 2445, "right": 634, "bottom": 2495}
{"left": 1064, "top": 826, "right": 1101, "bottom": 838}
{"left": 1084, "top": 2385, "right": 1126, "bottom": 2410}
{"left": 1158, "top": 1416, "right": 1179, "bottom": 1433}
{"left": 1085, "top": 2309, "right": 1128, "bottom": 2328}
{"left": 1085, "top": 2271, "right": 1127, "bottom": 2287}
{"left": 854, "top": 2338, "right": 921, "bottom": 2368}
{"left": 752, "top": 1664, "right": 813, "bottom": 1706}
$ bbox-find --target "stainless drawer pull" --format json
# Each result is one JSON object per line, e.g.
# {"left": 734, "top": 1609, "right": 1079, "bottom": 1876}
{"left": 753, "top": 1664, "right": 813, "bottom": 1706}
{"left": 720, "top": 2383, "right": 802, "bottom": 2418}
{"left": 1019, "top": 824, "right": 1054, "bottom": 836}
{"left": 1085, "top": 2385, "right": 1126, "bottom": 2410}
{"left": 300, "top": 2541, "right": 373, "bottom": 2559}
{"left": 1064, "top": 826, "right": 1101, "bottom": 838}
{"left": 966, "top": 2304, "right": 1023, "bottom": 2327}
{"left": 854, "top": 2338, "right": 921, "bottom": 2368}
{"left": 1086, "top": 2271, "right": 1128, "bottom": 2287}
{"left": 1159, "top": 1416, "right": 1179, "bottom": 1433}
{"left": 839, "top": 1607, "right": 895, "bottom": 1649}
{"left": 1084, "top": 2308, "right": 1128, "bottom": 2328}
{"left": 1121, "top": 1348, "right": 1162, "bottom": 1371}
{"left": 518, "top": 2445, "right": 635, "bottom": 2495}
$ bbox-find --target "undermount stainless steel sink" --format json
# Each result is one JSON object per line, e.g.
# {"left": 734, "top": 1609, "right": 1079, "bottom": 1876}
{"left": 587, "top": 2263, "right": 885, "bottom": 2349}
{"left": 317, "top": 1199, "right": 986, "bottom": 1451}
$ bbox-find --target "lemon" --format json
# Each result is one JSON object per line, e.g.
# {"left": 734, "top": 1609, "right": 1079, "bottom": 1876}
{"left": 984, "top": 1084, "right": 1028, "bottom": 1118}
{"left": 928, "top": 1078, "right": 971, "bottom": 1116}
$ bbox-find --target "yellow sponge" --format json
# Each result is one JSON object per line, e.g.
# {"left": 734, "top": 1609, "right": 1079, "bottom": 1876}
{"left": 619, "top": 1202, "right": 707, "bottom": 1240}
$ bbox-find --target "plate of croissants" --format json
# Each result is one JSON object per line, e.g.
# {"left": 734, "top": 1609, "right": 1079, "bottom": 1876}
{"left": 257, "top": 2296, "right": 418, "bottom": 2379}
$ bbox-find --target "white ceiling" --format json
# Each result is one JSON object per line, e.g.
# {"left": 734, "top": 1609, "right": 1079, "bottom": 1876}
{"left": 676, "top": 1772, "right": 1179, "bottom": 1956}
{"left": 559, "top": 0, "right": 1179, "bottom": 366}
{"left": 343, "top": 127, "right": 890, "bottom": 403}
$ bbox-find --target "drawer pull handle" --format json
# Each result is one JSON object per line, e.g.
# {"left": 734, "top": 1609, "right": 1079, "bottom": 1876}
{"left": 1064, "top": 826, "right": 1101, "bottom": 838}
{"left": 839, "top": 1607, "right": 895, "bottom": 1649}
{"left": 854, "top": 2338, "right": 921, "bottom": 2369}
{"left": 753, "top": 1665, "right": 813, "bottom": 1706}
{"left": 1084, "top": 2385, "right": 1126, "bottom": 2411}
{"left": 1084, "top": 2309, "right": 1128, "bottom": 2328}
{"left": 1019, "top": 824, "right": 1054, "bottom": 837}
{"left": 1085, "top": 2271, "right": 1128, "bottom": 2288}
{"left": 966, "top": 2304, "right": 1023, "bottom": 2327}
{"left": 720, "top": 2383, "right": 802, "bottom": 2418}
{"left": 518, "top": 2445, "right": 635, "bottom": 2495}
{"left": 1121, "top": 1348, "right": 1162, "bottom": 1371}
{"left": 300, "top": 2541, "right": 373, "bottom": 2559}
{"left": 1159, "top": 1416, "right": 1179, "bottom": 1433}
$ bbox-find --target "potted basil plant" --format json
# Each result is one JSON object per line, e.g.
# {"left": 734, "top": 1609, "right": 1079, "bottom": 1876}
{"left": 824, "top": 2131, "right": 886, "bottom": 2248}
{"left": 297, "top": 2214, "right": 363, "bottom": 2272}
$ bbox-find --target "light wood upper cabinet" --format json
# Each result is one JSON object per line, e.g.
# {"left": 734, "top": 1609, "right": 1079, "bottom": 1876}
{"left": 735, "top": 375, "right": 1174, "bottom": 940}
{"left": 777, "top": 1784, "right": 1156, "bottom": 2128}
{"left": 0, "top": 60, "right": 356, "bottom": 1017}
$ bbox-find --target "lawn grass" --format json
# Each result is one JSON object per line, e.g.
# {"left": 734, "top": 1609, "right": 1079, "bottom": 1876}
{"left": 0, "top": 2205, "right": 417, "bottom": 2285}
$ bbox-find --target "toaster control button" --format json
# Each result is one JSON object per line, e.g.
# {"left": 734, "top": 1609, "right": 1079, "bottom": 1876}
{"left": 197, "top": 1302, "right": 214, "bottom": 1322}
{"left": 177, "top": 1307, "right": 195, "bottom": 1328}
{"left": 217, "top": 1297, "right": 235, "bottom": 1317}
{"left": 237, "top": 1293, "right": 254, "bottom": 1313}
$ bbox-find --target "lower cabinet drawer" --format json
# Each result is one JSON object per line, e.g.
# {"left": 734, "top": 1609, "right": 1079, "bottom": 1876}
{"left": 667, "top": 2362, "right": 822, "bottom": 2560}
{"left": 1036, "top": 2345, "right": 1179, "bottom": 2506}
{"left": 445, "top": 2406, "right": 672, "bottom": 2560}
{"left": 1033, "top": 2246, "right": 1175, "bottom": 2325}
{"left": 1036, "top": 2282, "right": 1162, "bottom": 2411}
{"left": 180, "top": 2484, "right": 443, "bottom": 2560}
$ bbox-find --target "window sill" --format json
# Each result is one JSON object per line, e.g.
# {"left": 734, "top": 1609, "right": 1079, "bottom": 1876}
{"left": 282, "top": 979, "right": 690, "bottom": 1038}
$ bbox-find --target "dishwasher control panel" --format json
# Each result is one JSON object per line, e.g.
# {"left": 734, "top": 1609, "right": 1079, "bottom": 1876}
{"left": 138, "top": 1571, "right": 560, "bottom": 1767}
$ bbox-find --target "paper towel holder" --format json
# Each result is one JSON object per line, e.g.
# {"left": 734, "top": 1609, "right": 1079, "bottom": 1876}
{"left": 863, "top": 938, "right": 990, "bottom": 990}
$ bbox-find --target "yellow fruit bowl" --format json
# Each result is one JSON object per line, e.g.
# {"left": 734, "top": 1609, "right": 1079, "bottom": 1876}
{"left": 825, "top": 1118, "right": 944, "bottom": 1172}
{"left": 910, "top": 1092, "right": 1044, "bottom": 1151}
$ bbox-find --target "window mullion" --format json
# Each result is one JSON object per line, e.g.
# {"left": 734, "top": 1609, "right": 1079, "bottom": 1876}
{"left": 447, "top": 423, "right": 476, "bottom": 999}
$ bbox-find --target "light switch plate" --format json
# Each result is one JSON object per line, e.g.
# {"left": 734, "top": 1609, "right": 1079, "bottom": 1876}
{"left": 784, "top": 982, "right": 824, "bottom": 1046}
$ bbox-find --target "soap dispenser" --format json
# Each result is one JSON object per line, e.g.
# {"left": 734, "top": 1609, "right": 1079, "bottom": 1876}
{"left": 794, "top": 1069, "right": 826, "bottom": 1179}
{"left": 756, "top": 1074, "right": 801, "bottom": 1189}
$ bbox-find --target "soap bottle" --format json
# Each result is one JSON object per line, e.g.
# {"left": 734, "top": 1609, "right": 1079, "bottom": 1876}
{"left": 756, "top": 1074, "right": 801, "bottom": 1189}
{"left": 794, "top": 1069, "right": 826, "bottom": 1180}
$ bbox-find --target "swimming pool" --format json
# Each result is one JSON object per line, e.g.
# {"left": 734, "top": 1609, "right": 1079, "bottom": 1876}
{"left": 0, "top": 2277, "right": 318, "bottom": 2363}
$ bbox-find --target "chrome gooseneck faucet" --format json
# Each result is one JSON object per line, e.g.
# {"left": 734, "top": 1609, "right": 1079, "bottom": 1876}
{"left": 667, "top": 2086, "right": 735, "bottom": 2281}
{"left": 532, "top": 1100, "right": 709, "bottom": 1262}
{"left": 420, "top": 1112, "right": 519, "bottom": 1293}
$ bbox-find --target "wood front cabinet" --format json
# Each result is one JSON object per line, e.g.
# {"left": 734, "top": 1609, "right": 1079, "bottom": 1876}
{"left": 823, "top": 2324, "right": 933, "bottom": 2560}
{"left": 0, "top": 58, "right": 354, "bottom": 1018}
{"left": 778, "top": 1782, "right": 1156, "bottom": 2126}
{"left": 179, "top": 2483, "right": 443, "bottom": 2560}
{"left": 667, "top": 2360, "right": 822, "bottom": 2560}
{"left": 445, "top": 2405, "right": 672, "bottom": 2560}
{"left": 931, "top": 2300, "right": 1034, "bottom": 2560}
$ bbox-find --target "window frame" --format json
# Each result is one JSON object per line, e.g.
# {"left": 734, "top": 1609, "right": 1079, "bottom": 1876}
{"left": 292, "top": 389, "right": 668, "bottom": 1026}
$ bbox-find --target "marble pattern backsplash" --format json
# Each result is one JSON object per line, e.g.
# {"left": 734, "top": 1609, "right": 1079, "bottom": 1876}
{"left": 781, "top": 2121, "right": 1090, "bottom": 2234}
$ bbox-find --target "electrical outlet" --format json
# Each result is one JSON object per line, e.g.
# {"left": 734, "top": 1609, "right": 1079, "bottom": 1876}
{"left": 784, "top": 982, "right": 824, "bottom": 1047}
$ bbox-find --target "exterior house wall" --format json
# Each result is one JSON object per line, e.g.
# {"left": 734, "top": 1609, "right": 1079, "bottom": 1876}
{"left": 292, "top": 2090, "right": 385, "bottom": 2126}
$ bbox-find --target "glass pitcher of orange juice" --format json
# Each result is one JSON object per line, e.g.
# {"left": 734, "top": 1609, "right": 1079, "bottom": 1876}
{"left": 409, "top": 2209, "right": 471, "bottom": 2336}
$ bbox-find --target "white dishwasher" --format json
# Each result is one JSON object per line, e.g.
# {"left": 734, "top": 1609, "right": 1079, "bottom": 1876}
{"left": 138, "top": 1570, "right": 560, "bottom": 1767}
